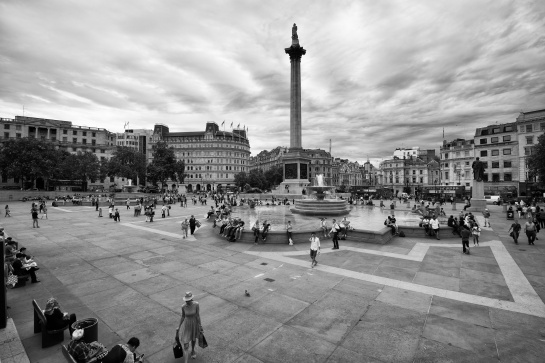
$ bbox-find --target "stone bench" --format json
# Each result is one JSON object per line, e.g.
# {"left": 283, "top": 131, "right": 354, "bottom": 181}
{"left": 33, "top": 299, "right": 69, "bottom": 348}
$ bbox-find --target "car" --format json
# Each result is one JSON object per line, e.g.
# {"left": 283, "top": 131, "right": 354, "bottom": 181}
{"left": 485, "top": 195, "right": 500, "bottom": 205}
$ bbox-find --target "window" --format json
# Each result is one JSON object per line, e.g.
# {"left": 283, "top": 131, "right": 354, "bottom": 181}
{"left": 465, "top": 161, "right": 470, "bottom": 166}
{"left": 63, "top": 137, "right": 67, "bottom": 142}
{"left": 4, "top": 132, "right": 9, "bottom": 138}
{"left": 482, "top": 174, "right": 489, "bottom": 182}
{"left": 72, "top": 138, "right": 77, "bottom": 143}
{"left": 492, "top": 127, "right": 500, "bottom": 134}
{"left": 4, "top": 124, "right": 9, "bottom": 129}
{"left": 1, "top": 174, "right": 6, "bottom": 183}
{"left": 63, "top": 129, "right": 67, "bottom": 134}
{"left": 491, "top": 137, "right": 498, "bottom": 143}
{"left": 445, "top": 172, "right": 449, "bottom": 179}
{"left": 82, "top": 131, "right": 87, "bottom": 136}
{"left": 412, "top": 177, "right": 416, "bottom": 183}
{"left": 480, "top": 150, "right": 488, "bottom": 157}
{"left": 524, "top": 147, "right": 534, "bottom": 156}
{"left": 419, "top": 170, "right": 423, "bottom": 174}
{"left": 464, "top": 151, "right": 470, "bottom": 156}
{"left": 16, "top": 133, "right": 21, "bottom": 138}
{"left": 503, "top": 149, "right": 511, "bottom": 155}
{"left": 541, "top": 123, "right": 545, "bottom": 131}
{"left": 92, "top": 140, "right": 96, "bottom": 146}
{"left": 504, "top": 173, "right": 512, "bottom": 182}
{"left": 481, "top": 129, "right": 489, "bottom": 135}
{"left": 526, "top": 136, "right": 533, "bottom": 144}
{"left": 504, "top": 161, "right": 512, "bottom": 168}
{"left": 412, "top": 170, "right": 416, "bottom": 175}
{"left": 109, "top": 176, "right": 114, "bottom": 182}
{"left": 492, "top": 173, "right": 500, "bottom": 182}
{"left": 101, "top": 149, "right": 105, "bottom": 153}
{"left": 15, "top": 125, "right": 21, "bottom": 130}
{"left": 505, "top": 126, "right": 513, "bottom": 132}
{"left": 444, "top": 153, "right": 448, "bottom": 159}
{"left": 492, "top": 161, "right": 499, "bottom": 168}
{"left": 92, "top": 132, "right": 96, "bottom": 137}
{"left": 73, "top": 130, "right": 77, "bottom": 135}
{"left": 491, "top": 150, "right": 499, "bottom": 156}
{"left": 456, "top": 152, "right": 460, "bottom": 157}
{"left": 480, "top": 138, "right": 487, "bottom": 144}
{"left": 420, "top": 177, "right": 423, "bottom": 183}
{"left": 502, "top": 135, "right": 511, "bottom": 142}
{"left": 82, "top": 139, "right": 87, "bottom": 144}
{"left": 526, "top": 125, "right": 533, "bottom": 132}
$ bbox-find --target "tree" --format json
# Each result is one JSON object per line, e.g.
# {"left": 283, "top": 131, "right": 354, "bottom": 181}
{"left": 107, "top": 146, "right": 147, "bottom": 184}
{"left": 72, "top": 152, "right": 101, "bottom": 191}
{"left": 264, "top": 165, "right": 283, "bottom": 190}
{"left": 0, "top": 138, "right": 59, "bottom": 188}
{"left": 146, "top": 141, "right": 185, "bottom": 188}
{"left": 528, "top": 133, "right": 545, "bottom": 187}
{"left": 247, "top": 169, "right": 267, "bottom": 190}
{"left": 234, "top": 172, "right": 248, "bottom": 190}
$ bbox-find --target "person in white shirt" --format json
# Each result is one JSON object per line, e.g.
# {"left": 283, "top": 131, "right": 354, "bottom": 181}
{"left": 320, "top": 218, "right": 328, "bottom": 238}
{"left": 430, "top": 216, "right": 440, "bottom": 240}
{"left": 309, "top": 232, "right": 321, "bottom": 267}
{"left": 331, "top": 219, "right": 340, "bottom": 249}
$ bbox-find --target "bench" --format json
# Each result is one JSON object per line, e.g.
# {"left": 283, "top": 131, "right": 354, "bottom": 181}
{"left": 33, "top": 299, "right": 69, "bottom": 348}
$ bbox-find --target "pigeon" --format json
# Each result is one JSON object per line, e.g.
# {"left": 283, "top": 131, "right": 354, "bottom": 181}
{"left": 245, "top": 290, "right": 250, "bottom": 297}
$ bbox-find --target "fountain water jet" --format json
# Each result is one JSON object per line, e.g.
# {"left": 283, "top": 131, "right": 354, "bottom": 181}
{"left": 290, "top": 174, "right": 350, "bottom": 216}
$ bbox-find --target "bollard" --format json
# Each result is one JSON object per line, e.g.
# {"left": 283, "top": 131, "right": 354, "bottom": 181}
{"left": 502, "top": 203, "right": 507, "bottom": 212}
{"left": 98, "top": 208, "right": 102, "bottom": 217}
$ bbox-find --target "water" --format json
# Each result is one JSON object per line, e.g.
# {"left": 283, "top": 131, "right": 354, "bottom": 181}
{"left": 230, "top": 204, "right": 424, "bottom": 232}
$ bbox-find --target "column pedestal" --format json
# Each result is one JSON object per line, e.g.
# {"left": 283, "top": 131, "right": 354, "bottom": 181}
{"left": 468, "top": 180, "right": 486, "bottom": 212}
{"left": 279, "top": 148, "right": 310, "bottom": 196}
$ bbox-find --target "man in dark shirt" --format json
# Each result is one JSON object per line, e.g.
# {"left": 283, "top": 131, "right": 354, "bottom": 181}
{"left": 508, "top": 220, "right": 522, "bottom": 244}
{"left": 31, "top": 208, "right": 39, "bottom": 228}
{"left": 460, "top": 226, "right": 471, "bottom": 254}
{"left": 12, "top": 253, "right": 40, "bottom": 283}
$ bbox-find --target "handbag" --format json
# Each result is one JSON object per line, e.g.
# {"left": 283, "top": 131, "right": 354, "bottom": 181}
{"left": 7, "top": 273, "right": 18, "bottom": 287}
{"left": 198, "top": 332, "right": 208, "bottom": 349}
{"left": 173, "top": 336, "right": 183, "bottom": 358}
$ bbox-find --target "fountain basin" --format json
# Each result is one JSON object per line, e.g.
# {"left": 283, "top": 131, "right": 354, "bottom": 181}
{"left": 291, "top": 199, "right": 350, "bottom": 216}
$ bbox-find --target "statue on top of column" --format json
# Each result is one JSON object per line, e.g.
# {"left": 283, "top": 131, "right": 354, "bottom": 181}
{"left": 471, "top": 157, "right": 486, "bottom": 182}
{"left": 292, "top": 23, "right": 298, "bottom": 40}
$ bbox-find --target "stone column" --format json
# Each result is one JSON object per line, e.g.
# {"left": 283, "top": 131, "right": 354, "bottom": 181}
{"left": 285, "top": 26, "right": 306, "bottom": 150}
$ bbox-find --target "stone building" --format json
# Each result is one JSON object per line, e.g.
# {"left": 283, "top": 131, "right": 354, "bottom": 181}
{"left": 440, "top": 138, "right": 475, "bottom": 190}
{"left": 516, "top": 109, "right": 545, "bottom": 196}
{"left": 378, "top": 157, "right": 439, "bottom": 196}
{"left": 150, "top": 122, "right": 250, "bottom": 192}
{"left": 0, "top": 115, "right": 118, "bottom": 190}
{"left": 331, "top": 159, "right": 363, "bottom": 189}
{"left": 116, "top": 128, "right": 154, "bottom": 160}
{"left": 473, "top": 122, "right": 519, "bottom": 196}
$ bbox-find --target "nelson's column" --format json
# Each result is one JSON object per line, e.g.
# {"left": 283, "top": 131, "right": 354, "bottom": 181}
{"left": 280, "top": 23, "right": 311, "bottom": 195}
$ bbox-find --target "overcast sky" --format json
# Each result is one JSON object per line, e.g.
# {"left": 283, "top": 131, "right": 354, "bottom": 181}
{"left": 1, "top": 0, "right": 544, "bottom": 165}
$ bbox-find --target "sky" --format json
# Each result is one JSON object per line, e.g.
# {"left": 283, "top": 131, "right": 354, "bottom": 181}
{"left": 1, "top": 0, "right": 544, "bottom": 165}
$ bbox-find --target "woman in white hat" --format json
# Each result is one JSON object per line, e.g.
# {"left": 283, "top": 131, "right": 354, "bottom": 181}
{"left": 176, "top": 292, "right": 203, "bottom": 362}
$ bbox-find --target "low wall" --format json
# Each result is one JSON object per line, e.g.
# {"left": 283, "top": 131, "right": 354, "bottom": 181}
{"left": 210, "top": 220, "right": 394, "bottom": 245}
{"left": 398, "top": 225, "right": 460, "bottom": 240}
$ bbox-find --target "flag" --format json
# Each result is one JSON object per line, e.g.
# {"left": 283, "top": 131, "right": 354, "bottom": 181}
{"left": 221, "top": 120, "right": 225, "bottom": 126}
{"left": 237, "top": 123, "right": 240, "bottom": 129}
{"left": 230, "top": 122, "right": 233, "bottom": 128}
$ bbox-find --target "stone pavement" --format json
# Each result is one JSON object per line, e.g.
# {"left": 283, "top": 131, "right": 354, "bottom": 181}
{"left": 1, "top": 201, "right": 545, "bottom": 362}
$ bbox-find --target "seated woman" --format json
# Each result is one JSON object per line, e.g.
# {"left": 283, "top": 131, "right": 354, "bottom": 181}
{"left": 44, "top": 297, "right": 77, "bottom": 335}
{"left": 261, "top": 220, "right": 271, "bottom": 241}
{"left": 67, "top": 329, "right": 108, "bottom": 363}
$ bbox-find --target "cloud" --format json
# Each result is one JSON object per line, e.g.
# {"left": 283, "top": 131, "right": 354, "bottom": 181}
{"left": 0, "top": 0, "right": 544, "bottom": 167}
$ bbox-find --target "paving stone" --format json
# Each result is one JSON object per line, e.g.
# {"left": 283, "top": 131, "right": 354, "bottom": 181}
{"left": 429, "top": 296, "right": 492, "bottom": 328}
{"left": 413, "top": 271, "right": 460, "bottom": 291}
{"left": 250, "top": 325, "right": 336, "bottom": 363}
{"left": 248, "top": 291, "right": 310, "bottom": 324}
{"left": 413, "top": 337, "right": 499, "bottom": 363}
{"left": 359, "top": 301, "right": 427, "bottom": 335}
{"left": 114, "top": 267, "right": 161, "bottom": 284}
{"left": 374, "top": 264, "right": 418, "bottom": 282}
{"left": 422, "top": 315, "right": 497, "bottom": 358}
{"left": 376, "top": 286, "right": 432, "bottom": 314}
{"left": 494, "top": 330, "right": 545, "bottom": 363}
{"left": 326, "top": 346, "right": 384, "bottom": 363}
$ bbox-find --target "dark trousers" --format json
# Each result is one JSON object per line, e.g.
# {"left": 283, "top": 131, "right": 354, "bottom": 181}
{"left": 254, "top": 229, "right": 260, "bottom": 242}
{"left": 19, "top": 267, "right": 39, "bottom": 282}
{"left": 332, "top": 232, "right": 339, "bottom": 249}
{"left": 190, "top": 226, "right": 196, "bottom": 235}
{"left": 462, "top": 239, "right": 469, "bottom": 253}
{"left": 527, "top": 231, "right": 536, "bottom": 244}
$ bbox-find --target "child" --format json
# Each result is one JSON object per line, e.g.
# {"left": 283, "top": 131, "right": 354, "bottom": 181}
{"left": 41, "top": 205, "right": 48, "bottom": 219}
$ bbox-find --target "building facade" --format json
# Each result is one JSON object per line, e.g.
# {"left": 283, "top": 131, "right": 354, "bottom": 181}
{"left": 440, "top": 138, "right": 475, "bottom": 190}
{"left": 378, "top": 157, "right": 439, "bottom": 196}
{"left": 116, "top": 128, "right": 154, "bottom": 160}
{"left": 516, "top": 109, "right": 545, "bottom": 196}
{"left": 0, "top": 116, "right": 118, "bottom": 190}
{"left": 473, "top": 122, "right": 519, "bottom": 196}
{"left": 150, "top": 122, "right": 250, "bottom": 192}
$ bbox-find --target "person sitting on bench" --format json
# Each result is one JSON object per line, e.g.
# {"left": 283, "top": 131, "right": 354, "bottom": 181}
{"left": 44, "top": 297, "right": 77, "bottom": 336}
{"left": 67, "top": 329, "right": 108, "bottom": 363}
{"left": 12, "top": 253, "right": 40, "bottom": 284}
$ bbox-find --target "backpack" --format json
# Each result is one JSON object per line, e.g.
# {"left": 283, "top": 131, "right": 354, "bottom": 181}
{"left": 398, "top": 231, "right": 405, "bottom": 237}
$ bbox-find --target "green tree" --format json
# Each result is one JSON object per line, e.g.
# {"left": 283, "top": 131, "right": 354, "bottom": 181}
{"left": 146, "top": 141, "right": 185, "bottom": 188}
{"left": 0, "top": 138, "right": 59, "bottom": 188}
{"left": 107, "top": 146, "right": 147, "bottom": 184}
{"left": 234, "top": 171, "right": 248, "bottom": 190}
{"left": 528, "top": 133, "right": 545, "bottom": 187}
{"left": 264, "top": 165, "right": 283, "bottom": 190}
{"left": 72, "top": 152, "right": 101, "bottom": 191}
{"left": 248, "top": 169, "right": 267, "bottom": 190}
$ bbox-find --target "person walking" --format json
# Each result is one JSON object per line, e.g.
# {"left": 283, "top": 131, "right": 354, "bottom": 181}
{"left": 471, "top": 222, "right": 481, "bottom": 246}
{"left": 482, "top": 208, "right": 491, "bottom": 227}
{"left": 320, "top": 218, "right": 328, "bottom": 238}
{"left": 176, "top": 292, "right": 203, "bottom": 362}
{"left": 189, "top": 215, "right": 196, "bottom": 235}
{"left": 525, "top": 219, "right": 537, "bottom": 245}
{"left": 309, "top": 232, "right": 320, "bottom": 268}
{"left": 181, "top": 219, "right": 189, "bottom": 239}
{"left": 5, "top": 205, "right": 10, "bottom": 217}
{"left": 430, "top": 216, "right": 440, "bottom": 240}
{"left": 461, "top": 226, "right": 471, "bottom": 254}
{"left": 126, "top": 198, "right": 131, "bottom": 210}
{"left": 31, "top": 208, "right": 39, "bottom": 228}
{"left": 331, "top": 219, "right": 340, "bottom": 250}
{"left": 252, "top": 220, "right": 260, "bottom": 245}
{"left": 41, "top": 205, "right": 48, "bottom": 219}
{"left": 508, "top": 219, "right": 521, "bottom": 244}
{"left": 286, "top": 221, "right": 293, "bottom": 245}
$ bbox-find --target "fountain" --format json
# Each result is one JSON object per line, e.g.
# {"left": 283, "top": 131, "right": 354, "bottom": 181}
{"left": 290, "top": 174, "right": 350, "bottom": 216}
